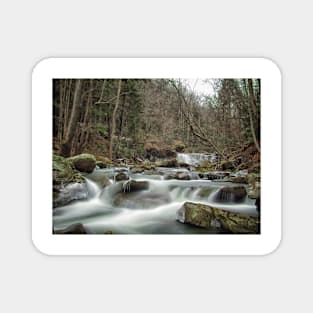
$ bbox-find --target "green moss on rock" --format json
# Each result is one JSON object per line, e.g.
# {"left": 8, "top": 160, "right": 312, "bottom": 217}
{"left": 177, "top": 202, "right": 260, "bottom": 234}
{"left": 67, "top": 153, "right": 96, "bottom": 173}
{"left": 53, "top": 155, "right": 84, "bottom": 186}
{"left": 53, "top": 155, "right": 86, "bottom": 207}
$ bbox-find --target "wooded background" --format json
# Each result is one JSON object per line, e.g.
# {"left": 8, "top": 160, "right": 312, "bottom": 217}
{"left": 53, "top": 78, "right": 260, "bottom": 161}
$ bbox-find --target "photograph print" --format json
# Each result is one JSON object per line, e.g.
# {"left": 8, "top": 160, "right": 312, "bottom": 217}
{"left": 52, "top": 78, "right": 260, "bottom": 235}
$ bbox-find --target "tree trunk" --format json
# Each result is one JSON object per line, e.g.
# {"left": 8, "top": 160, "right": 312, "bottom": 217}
{"left": 78, "top": 79, "right": 94, "bottom": 153}
{"left": 61, "top": 79, "right": 83, "bottom": 157}
{"left": 108, "top": 79, "right": 122, "bottom": 160}
{"left": 116, "top": 82, "right": 127, "bottom": 155}
{"left": 57, "top": 80, "right": 64, "bottom": 143}
{"left": 247, "top": 79, "right": 260, "bottom": 153}
{"left": 63, "top": 79, "right": 72, "bottom": 140}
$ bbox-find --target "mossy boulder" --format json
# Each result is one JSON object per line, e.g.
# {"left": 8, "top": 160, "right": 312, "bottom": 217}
{"left": 53, "top": 155, "right": 83, "bottom": 185}
{"left": 68, "top": 154, "right": 96, "bottom": 173}
{"left": 53, "top": 155, "right": 87, "bottom": 207}
{"left": 176, "top": 202, "right": 260, "bottom": 234}
{"left": 115, "top": 172, "right": 129, "bottom": 181}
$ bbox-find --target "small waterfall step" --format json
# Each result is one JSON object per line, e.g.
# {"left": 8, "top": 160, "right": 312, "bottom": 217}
{"left": 177, "top": 153, "right": 210, "bottom": 166}
{"left": 85, "top": 178, "right": 102, "bottom": 199}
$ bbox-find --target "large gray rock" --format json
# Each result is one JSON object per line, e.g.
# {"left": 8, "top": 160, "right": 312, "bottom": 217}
{"left": 53, "top": 182, "right": 88, "bottom": 208}
{"left": 122, "top": 180, "right": 149, "bottom": 192}
{"left": 115, "top": 172, "right": 129, "bottom": 181}
{"left": 86, "top": 171, "right": 111, "bottom": 188}
{"left": 176, "top": 202, "right": 260, "bottom": 234}
{"left": 67, "top": 153, "right": 96, "bottom": 173}
{"left": 213, "top": 186, "right": 247, "bottom": 203}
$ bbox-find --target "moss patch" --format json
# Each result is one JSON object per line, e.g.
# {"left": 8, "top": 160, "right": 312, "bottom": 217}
{"left": 53, "top": 155, "right": 84, "bottom": 186}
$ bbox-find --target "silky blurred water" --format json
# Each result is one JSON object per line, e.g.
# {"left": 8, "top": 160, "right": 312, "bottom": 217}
{"left": 53, "top": 167, "right": 257, "bottom": 234}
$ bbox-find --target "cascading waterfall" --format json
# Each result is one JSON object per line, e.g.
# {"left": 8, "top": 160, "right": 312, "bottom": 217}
{"left": 85, "top": 178, "right": 102, "bottom": 199}
{"left": 177, "top": 153, "right": 218, "bottom": 165}
{"left": 53, "top": 163, "right": 258, "bottom": 234}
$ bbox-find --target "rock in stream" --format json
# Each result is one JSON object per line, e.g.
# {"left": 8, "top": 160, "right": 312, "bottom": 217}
{"left": 176, "top": 202, "right": 260, "bottom": 234}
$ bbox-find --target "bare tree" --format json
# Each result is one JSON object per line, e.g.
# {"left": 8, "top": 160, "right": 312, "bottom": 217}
{"left": 108, "top": 79, "right": 122, "bottom": 159}
{"left": 60, "top": 79, "right": 83, "bottom": 157}
{"left": 247, "top": 79, "right": 260, "bottom": 152}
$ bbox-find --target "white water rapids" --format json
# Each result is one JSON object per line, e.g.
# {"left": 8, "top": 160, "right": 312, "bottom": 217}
{"left": 177, "top": 153, "right": 217, "bottom": 165}
{"left": 53, "top": 165, "right": 257, "bottom": 234}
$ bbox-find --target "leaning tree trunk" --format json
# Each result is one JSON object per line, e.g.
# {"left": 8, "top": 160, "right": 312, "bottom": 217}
{"left": 60, "top": 79, "right": 83, "bottom": 157}
{"left": 108, "top": 79, "right": 122, "bottom": 160}
{"left": 247, "top": 79, "right": 260, "bottom": 153}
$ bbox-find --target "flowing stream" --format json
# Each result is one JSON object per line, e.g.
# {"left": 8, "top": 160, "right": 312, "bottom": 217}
{"left": 53, "top": 161, "right": 258, "bottom": 234}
